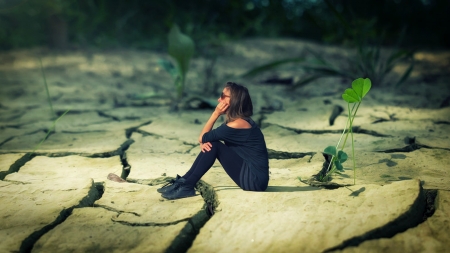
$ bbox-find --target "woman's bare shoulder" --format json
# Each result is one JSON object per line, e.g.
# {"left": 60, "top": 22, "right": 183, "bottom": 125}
{"left": 226, "top": 118, "right": 252, "bottom": 129}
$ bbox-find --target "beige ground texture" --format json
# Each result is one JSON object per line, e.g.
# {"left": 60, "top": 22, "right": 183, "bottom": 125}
{"left": 0, "top": 38, "right": 449, "bottom": 253}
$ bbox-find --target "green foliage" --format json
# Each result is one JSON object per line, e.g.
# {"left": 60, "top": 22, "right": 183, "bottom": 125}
{"left": 319, "top": 78, "right": 371, "bottom": 184}
{"left": 129, "top": 24, "right": 199, "bottom": 110}
{"left": 2, "top": 0, "right": 447, "bottom": 50}
{"left": 241, "top": 1, "right": 415, "bottom": 88}
{"left": 168, "top": 24, "right": 195, "bottom": 101}
{"left": 323, "top": 145, "right": 348, "bottom": 177}
{"left": 342, "top": 78, "right": 371, "bottom": 103}
{"left": 242, "top": 38, "right": 413, "bottom": 89}
{"left": 323, "top": 146, "right": 337, "bottom": 156}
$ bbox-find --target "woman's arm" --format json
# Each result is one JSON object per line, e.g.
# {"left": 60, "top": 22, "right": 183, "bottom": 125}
{"left": 198, "top": 101, "right": 229, "bottom": 144}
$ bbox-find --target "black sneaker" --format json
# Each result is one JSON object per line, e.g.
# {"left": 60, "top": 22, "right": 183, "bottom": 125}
{"left": 161, "top": 182, "right": 196, "bottom": 200}
{"left": 157, "top": 175, "right": 181, "bottom": 193}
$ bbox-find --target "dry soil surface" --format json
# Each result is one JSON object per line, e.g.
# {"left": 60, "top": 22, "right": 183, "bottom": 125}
{"left": 0, "top": 39, "right": 449, "bottom": 253}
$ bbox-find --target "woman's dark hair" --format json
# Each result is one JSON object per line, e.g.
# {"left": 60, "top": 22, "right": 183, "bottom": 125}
{"left": 224, "top": 82, "right": 253, "bottom": 122}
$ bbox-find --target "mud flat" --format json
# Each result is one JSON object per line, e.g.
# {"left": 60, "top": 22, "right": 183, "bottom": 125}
{"left": 0, "top": 39, "right": 449, "bottom": 252}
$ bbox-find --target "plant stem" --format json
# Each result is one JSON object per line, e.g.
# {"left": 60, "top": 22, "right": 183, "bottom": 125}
{"left": 328, "top": 102, "right": 359, "bottom": 182}
{"left": 336, "top": 103, "right": 355, "bottom": 150}
{"left": 348, "top": 103, "right": 356, "bottom": 185}
{"left": 39, "top": 58, "right": 55, "bottom": 117}
{"left": 340, "top": 102, "right": 360, "bottom": 152}
{"left": 324, "top": 103, "right": 357, "bottom": 181}
{"left": 324, "top": 157, "right": 335, "bottom": 181}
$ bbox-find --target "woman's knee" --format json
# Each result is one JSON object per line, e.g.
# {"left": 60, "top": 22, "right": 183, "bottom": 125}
{"left": 208, "top": 141, "right": 224, "bottom": 151}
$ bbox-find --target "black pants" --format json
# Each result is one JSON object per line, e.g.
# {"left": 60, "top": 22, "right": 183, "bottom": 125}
{"left": 183, "top": 141, "right": 243, "bottom": 188}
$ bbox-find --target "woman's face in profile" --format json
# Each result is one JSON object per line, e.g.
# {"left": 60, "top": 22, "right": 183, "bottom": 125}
{"left": 218, "top": 88, "right": 231, "bottom": 105}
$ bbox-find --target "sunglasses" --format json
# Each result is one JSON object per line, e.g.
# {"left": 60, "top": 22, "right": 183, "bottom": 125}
{"left": 220, "top": 92, "right": 230, "bottom": 99}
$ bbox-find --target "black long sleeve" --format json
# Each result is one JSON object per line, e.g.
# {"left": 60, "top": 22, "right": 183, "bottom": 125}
{"left": 202, "top": 118, "right": 269, "bottom": 191}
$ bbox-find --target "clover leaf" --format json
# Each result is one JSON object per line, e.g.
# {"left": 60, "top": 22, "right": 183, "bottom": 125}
{"left": 352, "top": 78, "right": 371, "bottom": 99}
{"left": 334, "top": 160, "right": 344, "bottom": 171}
{"left": 324, "top": 146, "right": 337, "bottom": 156}
{"left": 342, "top": 88, "right": 360, "bottom": 103}
{"left": 337, "top": 150, "right": 348, "bottom": 163}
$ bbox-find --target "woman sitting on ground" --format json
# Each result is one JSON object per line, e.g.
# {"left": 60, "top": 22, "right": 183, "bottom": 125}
{"left": 158, "top": 81, "right": 269, "bottom": 200}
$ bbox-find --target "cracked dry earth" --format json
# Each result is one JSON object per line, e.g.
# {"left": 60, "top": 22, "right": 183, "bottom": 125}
{"left": 1, "top": 39, "right": 450, "bottom": 253}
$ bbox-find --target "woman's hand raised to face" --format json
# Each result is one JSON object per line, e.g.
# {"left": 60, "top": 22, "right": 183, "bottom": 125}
{"left": 200, "top": 142, "right": 212, "bottom": 153}
{"left": 199, "top": 101, "right": 228, "bottom": 144}
{"left": 214, "top": 102, "right": 229, "bottom": 116}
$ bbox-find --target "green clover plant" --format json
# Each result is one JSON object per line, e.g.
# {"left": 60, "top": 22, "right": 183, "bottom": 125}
{"left": 321, "top": 78, "right": 371, "bottom": 184}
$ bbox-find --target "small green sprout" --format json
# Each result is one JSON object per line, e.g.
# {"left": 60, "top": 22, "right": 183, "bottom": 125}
{"left": 321, "top": 78, "right": 371, "bottom": 184}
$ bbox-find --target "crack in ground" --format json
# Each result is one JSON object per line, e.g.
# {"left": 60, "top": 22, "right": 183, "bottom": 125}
{"left": 308, "top": 153, "right": 315, "bottom": 162}
{"left": 370, "top": 110, "right": 398, "bottom": 124}
{"left": 2, "top": 179, "right": 32, "bottom": 185}
{"left": 52, "top": 139, "right": 134, "bottom": 158}
{"left": 255, "top": 112, "right": 267, "bottom": 128}
{"left": 60, "top": 130, "right": 106, "bottom": 134}
{"left": 423, "top": 189, "right": 437, "bottom": 221}
{"left": 19, "top": 181, "right": 100, "bottom": 253}
{"left": 87, "top": 139, "right": 134, "bottom": 158}
{"left": 97, "top": 111, "right": 121, "bottom": 121}
{"left": 112, "top": 217, "right": 190, "bottom": 227}
{"left": 133, "top": 129, "right": 162, "bottom": 137}
{"left": 263, "top": 123, "right": 391, "bottom": 137}
{"left": 0, "top": 136, "right": 15, "bottom": 147}
{"left": 195, "top": 179, "right": 219, "bottom": 216}
{"left": 92, "top": 181, "right": 105, "bottom": 199}
{"left": 0, "top": 129, "right": 49, "bottom": 148}
{"left": 164, "top": 180, "right": 216, "bottom": 253}
{"left": 126, "top": 178, "right": 216, "bottom": 253}
{"left": 164, "top": 210, "right": 210, "bottom": 253}
{"left": 120, "top": 151, "right": 131, "bottom": 179}
{"left": 324, "top": 185, "right": 431, "bottom": 252}
{"left": 93, "top": 204, "right": 142, "bottom": 217}
{"left": 120, "top": 120, "right": 153, "bottom": 179}
{"left": 125, "top": 120, "right": 152, "bottom": 138}
{"left": 0, "top": 111, "right": 26, "bottom": 121}
{"left": 0, "top": 124, "right": 22, "bottom": 129}
{"left": 268, "top": 149, "right": 316, "bottom": 159}
{"left": 183, "top": 141, "right": 198, "bottom": 154}
{"left": 0, "top": 153, "right": 35, "bottom": 180}
{"left": 379, "top": 143, "right": 450, "bottom": 153}
{"left": 0, "top": 139, "right": 135, "bottom": 159}
{"left": 107, "top": 208, "right": 210, "bottom": 253}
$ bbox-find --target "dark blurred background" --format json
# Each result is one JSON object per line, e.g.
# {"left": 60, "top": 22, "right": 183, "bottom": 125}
{"left": 1, "top": 0, "right": 449, "bottom": 51}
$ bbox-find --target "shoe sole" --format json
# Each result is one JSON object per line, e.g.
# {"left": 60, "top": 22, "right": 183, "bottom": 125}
{"left": 161, "top": 193, "right": 196, "bottom": 200}
{"left": 157, "top": 188, "right": 174, "bottom": 193}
